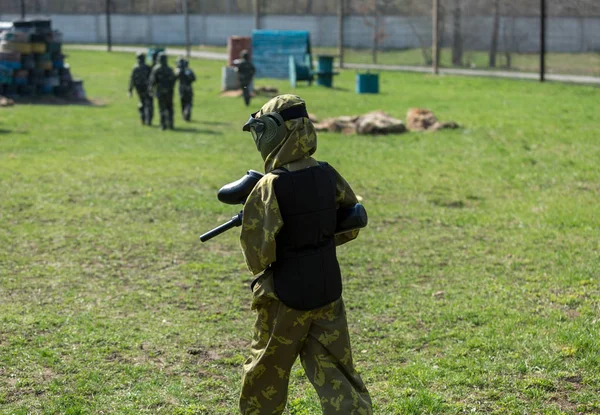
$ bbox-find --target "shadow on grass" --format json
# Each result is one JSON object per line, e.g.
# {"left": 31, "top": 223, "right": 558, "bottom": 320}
{"left": 292, "top": 84, "right": 351, "bottom": 92}
{"left": 0, "top": 128, "right": 13, "bottom": 134}
{"left": 194, "top": 120, "right": 231, "bottom": 127}
{"left": 329, "top": 86, "right": 351, "bottom": 92}
{"left": 172, "top": 127, "right": 222, "bottom": 135}
{"left": 13, "top": 97, "right": 106, "bottom": 107}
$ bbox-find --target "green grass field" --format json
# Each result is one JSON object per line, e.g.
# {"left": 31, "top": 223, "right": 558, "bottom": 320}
{"left": 1, "top": 50, "right": 599, "bottom": 414}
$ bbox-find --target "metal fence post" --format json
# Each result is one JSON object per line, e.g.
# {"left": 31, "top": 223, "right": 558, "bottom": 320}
{"left": 540, "top": 0, "right": 546, "bottom": 82}
{"left": 147, "top": 0, "right": 154, "bottom": 46}
{"left": 106, "top": 0, "right": 112, "bottom": 52}
{"left": 20, "top": 0, "right": 26, "bottom": 19}
{"left": 183, "top": 0, "right": 190, "bottom": 58}
{"left": 338, "top": 0, "right": 344, "bottom": 68}
{"left": 254, "top": 0, "right": 261, "bottom": 30}
{"left": 432, "top": 0, "right": 439, "bottom": 74}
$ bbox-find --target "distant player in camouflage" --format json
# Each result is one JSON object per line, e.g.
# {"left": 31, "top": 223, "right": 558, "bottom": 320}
{"left": 175, "top": 57, "right": 196, "bottom": 122}
{"left": 128, "top": 52, "right": 153, "bottom": 125}
{"left": 148, "top": 52, "right": 176, "bottom": 130}
{"left": 238, "top": 94, "right": 373, "bottom": 414}
{"left": 233, "top": 49, "right": 256, "bottom": 107}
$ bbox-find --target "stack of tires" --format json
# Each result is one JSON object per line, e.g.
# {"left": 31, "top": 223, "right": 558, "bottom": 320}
{"left": 0, "top": 19, "right": 77, "bottom": 99}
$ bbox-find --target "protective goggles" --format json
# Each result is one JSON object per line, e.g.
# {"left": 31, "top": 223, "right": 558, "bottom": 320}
{"left": 242, "top": 111, "right": 266, "bottom": 141}
{"left": 242, "top": 105, "right": 309, "bottom": 137}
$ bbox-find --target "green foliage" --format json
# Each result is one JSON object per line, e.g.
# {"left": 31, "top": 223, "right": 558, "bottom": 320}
{"left": 0, "top": 49, "right": 599, "bottom": 414}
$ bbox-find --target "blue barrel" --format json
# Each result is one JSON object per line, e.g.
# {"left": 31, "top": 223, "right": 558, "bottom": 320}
{"left": 318, "top": 56, "right": 334, "bottom": 73}
{"left": 0, "top": 60, "right": 21, "bottom": 70}
{"left": 316, "top": 55, "right": 336, "bottom": 88}
{"left": 0, "top": 64, "right": 13, "bottom": 84}
{"left": 356, "top": 73, "right": 379, "bottom": 94}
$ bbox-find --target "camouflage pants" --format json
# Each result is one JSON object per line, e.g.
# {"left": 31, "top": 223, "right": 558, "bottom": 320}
{"left": 136, "top": 91, "right": 153, "bottom": 125}
{"left": 180, "top": 92, "right": 193, "bottom": 121}
{"left": 241, "top": 83, "right": 251, "bottom": 107}
{"left": 240, "top": 271, "right": 372, "bottom": 415}
{"left": 157, "top": 94, "right": 174, "bottom": 130}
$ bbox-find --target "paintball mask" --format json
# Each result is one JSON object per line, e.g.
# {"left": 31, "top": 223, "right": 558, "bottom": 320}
{"left": 242, "top": 104, "right": 309, "bottom": 159}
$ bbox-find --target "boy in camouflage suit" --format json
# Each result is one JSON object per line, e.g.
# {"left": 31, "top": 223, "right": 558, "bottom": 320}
{"left": 233, "top": 49, "right": 256, "bottom": 107}
{"left": 148, "top": 53, "right": 176, "bottom": 130}
{"left": 175, "top": 57, "right": 196, "bottom": 122}
{"left": 128, "top": 52, "right": 153, "bottom": 125}
{"left": 238, "top": 94, "right": 373, "bottom": 414}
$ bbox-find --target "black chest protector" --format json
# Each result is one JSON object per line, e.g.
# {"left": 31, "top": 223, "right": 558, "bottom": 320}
{"left": 270, "top": 162, "right": 342, "bottom": 310}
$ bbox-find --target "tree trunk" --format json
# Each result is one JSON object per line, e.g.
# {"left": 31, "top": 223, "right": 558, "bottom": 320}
{"left": 489, "top": 0, "right": 500, "bottom": 67}
{"left": 451, "top": 0, "right": 463, "bottom": 66}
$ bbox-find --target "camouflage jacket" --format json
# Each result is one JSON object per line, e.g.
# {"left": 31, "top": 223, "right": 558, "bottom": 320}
{"left": 233, "top": 58, "right": 256, "bottom": 87}
{"left": 240, "top": 99, "right": 359, "bottom": 276}
{"left": 148, "top": 64, "right": 176, "bottom": 98}
{"left": 175, "top": 67, "right": 196, "bottom": 95}
{"left": 129, "top": 63, "right": 151, "bottom": 95}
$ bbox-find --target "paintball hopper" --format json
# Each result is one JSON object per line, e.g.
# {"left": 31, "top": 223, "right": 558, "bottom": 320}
{"left": 217, "top": 170, "right": 264, "bottom": 205}
{"left": 336, "top": 203, "right": 368, "bottom": 234}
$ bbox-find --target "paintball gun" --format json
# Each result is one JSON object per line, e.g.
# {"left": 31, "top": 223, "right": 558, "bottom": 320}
{"left": 200, "top": 170, "right": 368, "bottom": 242}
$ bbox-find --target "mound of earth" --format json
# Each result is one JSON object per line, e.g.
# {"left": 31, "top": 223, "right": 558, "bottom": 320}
{"left": 0, "top": 96, "right": 15, "bottom": 107}
{"left": 314, "top": 110, "right": 406, "bottom": 135}
{"left": 406, "top": 108, "right": 459, "bottom": 131}
{"left": 313, "top": 109, "right": 458, "bottom": 135}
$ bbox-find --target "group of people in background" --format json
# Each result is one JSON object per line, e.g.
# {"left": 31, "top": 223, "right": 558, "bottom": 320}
{"left": 128, "top": 51, "right": 195, "bottom": 130}
{"left": 128, "top": 48, "right": 256, "bottom": 130}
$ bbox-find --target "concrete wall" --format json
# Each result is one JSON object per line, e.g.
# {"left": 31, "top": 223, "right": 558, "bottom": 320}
{"left": 1, "top": 13, "right": 598, "bottom": 53}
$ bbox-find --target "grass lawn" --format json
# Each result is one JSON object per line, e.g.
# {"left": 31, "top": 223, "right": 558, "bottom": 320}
{"left": 1, "top": 49, "right": 599, "bottom": 414}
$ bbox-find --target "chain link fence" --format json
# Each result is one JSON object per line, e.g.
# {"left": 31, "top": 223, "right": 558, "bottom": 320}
{"left": 2, "top": 0, "right": 598, "bottom": 78}
{"left": 339, "top": 0, "right": 599, "bottom": 77}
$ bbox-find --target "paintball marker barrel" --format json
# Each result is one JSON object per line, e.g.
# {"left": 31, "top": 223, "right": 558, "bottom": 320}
{"left": 199, "top": 212, "right": 243, "bottom": 242}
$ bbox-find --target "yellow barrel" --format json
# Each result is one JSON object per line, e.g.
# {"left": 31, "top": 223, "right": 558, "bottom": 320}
{"left": 31, "top": 42, "right": 47, "bottom": 53}
{"left": 1, "top": 42, "right": 33, "bottom": 54}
